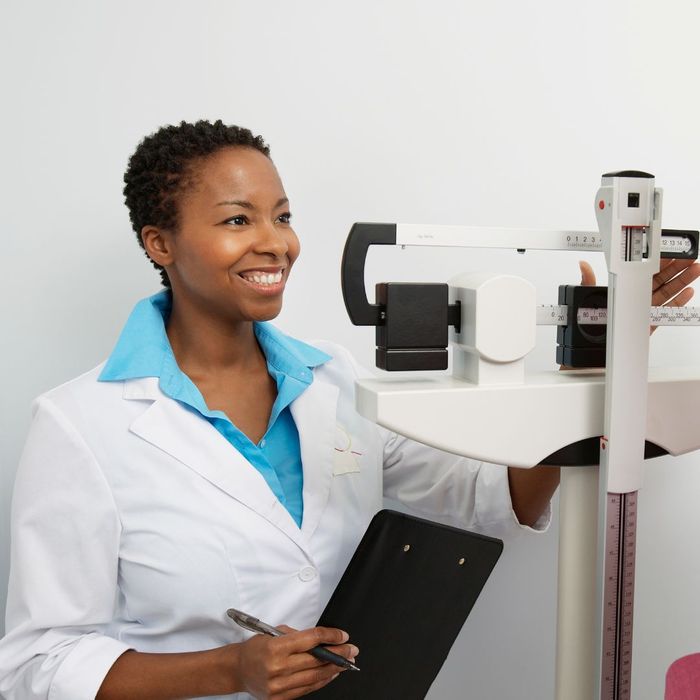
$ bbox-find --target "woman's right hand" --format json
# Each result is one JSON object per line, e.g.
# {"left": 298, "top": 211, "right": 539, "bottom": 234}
{"left": 229, "top": 625, "right": 359, "bottom": 699}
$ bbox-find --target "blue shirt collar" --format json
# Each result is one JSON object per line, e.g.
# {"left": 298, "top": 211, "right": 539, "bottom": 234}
{"left": 99, "top": 290, "right": 331, "bottom": 386}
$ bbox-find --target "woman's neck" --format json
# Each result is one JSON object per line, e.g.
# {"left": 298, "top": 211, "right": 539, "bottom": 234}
{"left": 165, "top": 293, "right": 264, "bottom": 377}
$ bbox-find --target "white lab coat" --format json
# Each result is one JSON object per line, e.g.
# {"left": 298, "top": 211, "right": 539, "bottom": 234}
{"left": 0, "top": 341, "right": 545, "bottom": 700}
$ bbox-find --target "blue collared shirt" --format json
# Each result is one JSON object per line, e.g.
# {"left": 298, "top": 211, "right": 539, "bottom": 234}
{"left": 99, "top": 291, "right": 331, "bottom": 527}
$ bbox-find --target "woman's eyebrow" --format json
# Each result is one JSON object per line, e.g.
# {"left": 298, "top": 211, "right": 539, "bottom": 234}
{"left": 216, "top": 197, "right": 289, "bottom": 209}
{"left": 216, "top": 199, "right": 253, "bottom": 209}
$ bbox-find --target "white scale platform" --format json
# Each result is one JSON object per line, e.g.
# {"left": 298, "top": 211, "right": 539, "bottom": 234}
{"left": 356, "top": 366, "right": 700, "bottom": 469}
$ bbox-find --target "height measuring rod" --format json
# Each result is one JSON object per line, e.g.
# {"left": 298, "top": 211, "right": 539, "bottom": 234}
{"left": 593, "top": 172, "right": 659, "bottom": 699}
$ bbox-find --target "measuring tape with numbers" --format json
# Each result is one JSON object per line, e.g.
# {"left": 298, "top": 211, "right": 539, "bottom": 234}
{"left": 563, "top": 231, "right": 695, "bottom": 255}
{"left": 600, "top": 490, "right": 637, "bottom": 699}
{"left": 537, "top": 304, "right": 700, "bottom": 326}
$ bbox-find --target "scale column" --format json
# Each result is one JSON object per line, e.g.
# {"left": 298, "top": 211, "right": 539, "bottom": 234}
{"left": 593, "top": 171, "right": 661, "bottom": 700}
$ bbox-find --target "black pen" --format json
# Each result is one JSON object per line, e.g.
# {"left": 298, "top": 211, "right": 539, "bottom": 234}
{"left": 226, "top": 608, "right": 360, "bottom": 672}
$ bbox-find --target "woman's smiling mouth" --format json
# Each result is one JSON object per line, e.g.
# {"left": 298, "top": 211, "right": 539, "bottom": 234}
{"left": 238, "top": 268, "right": 286, "bottom": 292}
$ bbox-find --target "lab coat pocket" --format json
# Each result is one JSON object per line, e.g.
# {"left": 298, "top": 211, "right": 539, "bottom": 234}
{"left": 333, "top": 423, "right": 362, "bottom": 476}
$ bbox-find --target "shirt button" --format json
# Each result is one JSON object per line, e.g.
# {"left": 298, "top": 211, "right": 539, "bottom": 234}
{"left": 260, "top": 439, "right": 266, "bottom": 447}
{"left": 298, "top": 566, "right": 317, "bottom": 582}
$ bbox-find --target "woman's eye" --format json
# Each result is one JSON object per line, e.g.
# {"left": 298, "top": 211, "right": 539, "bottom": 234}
{"left": 277, "top": 212, "right": 292, "bottom": 224}
{"left": 225, "top": 215, "right": 249, "bottom": 226}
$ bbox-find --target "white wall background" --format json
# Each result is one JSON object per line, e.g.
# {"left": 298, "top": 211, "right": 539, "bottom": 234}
{"left": 2, "top": 1, "right": 699, "bottom": 698}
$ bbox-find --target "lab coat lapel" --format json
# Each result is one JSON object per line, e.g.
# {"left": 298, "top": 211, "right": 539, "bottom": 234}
{"left": 128, "top": 392, "right": 305, "bottom": 549}
{"left": 291, "top": 376, "right": 339, "bottom": 542}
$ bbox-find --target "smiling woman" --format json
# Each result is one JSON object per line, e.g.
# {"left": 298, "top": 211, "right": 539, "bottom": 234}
{"left": 136, "top": 142, "right": 302, "bottom": 446}
{"left": 142, "top": 147, "right": 299, "bottom": 323}
{"left": 0, "top": 120, "right": 558, "bottom": 700}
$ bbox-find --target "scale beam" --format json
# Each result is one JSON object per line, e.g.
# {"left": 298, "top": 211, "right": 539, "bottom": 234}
{"left": 394, "top": 223, "right": 697, "bottom": 257}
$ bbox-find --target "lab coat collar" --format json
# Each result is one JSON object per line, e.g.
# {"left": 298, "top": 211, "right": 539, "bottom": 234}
{"left": 122, "top": 376, "right": 162, "bottom": 401}
{"left": 124, "top": 373, "right": 339, "bottom": 551}
{"left": 128, "top": 385, "right": 305, "bottom": 548}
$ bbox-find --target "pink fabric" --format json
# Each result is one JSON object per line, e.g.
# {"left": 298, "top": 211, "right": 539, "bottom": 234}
{"left": 665, "top": 654, "right": 700, "bottom": 699}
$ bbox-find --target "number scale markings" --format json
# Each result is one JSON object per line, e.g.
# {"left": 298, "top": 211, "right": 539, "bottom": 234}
{"left": 535, "top": 305, "right": 700, "bottom": 327}
{"left": 601, "top": 492, "right": 637, "bottom": 700}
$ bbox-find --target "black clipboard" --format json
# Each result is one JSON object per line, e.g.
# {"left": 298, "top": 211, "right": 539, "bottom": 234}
{"left": 310, "top": 509, "right": 503, "bottom": 699}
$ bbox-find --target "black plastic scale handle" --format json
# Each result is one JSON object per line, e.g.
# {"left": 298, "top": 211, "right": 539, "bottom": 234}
{"left": 341, "top": 223, "right": 397, "bottom": 326}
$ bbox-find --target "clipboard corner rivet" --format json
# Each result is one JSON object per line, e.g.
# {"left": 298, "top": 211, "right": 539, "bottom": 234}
{"left": 403, "top": 544, "right": 410, "bottom": 552}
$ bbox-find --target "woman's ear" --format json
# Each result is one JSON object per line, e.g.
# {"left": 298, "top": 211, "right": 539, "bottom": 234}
{"left": 141, "top": 226, "right": 174, "bottom": 268}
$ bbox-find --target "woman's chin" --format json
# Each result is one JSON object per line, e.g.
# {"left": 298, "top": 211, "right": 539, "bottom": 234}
{"left": 243, "top": 300, "right": 284, "bottom": 323}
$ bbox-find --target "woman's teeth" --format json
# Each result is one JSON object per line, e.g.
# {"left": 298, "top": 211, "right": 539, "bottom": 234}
{"left": 240, "top": 271, "right": 283, "bottom": 286}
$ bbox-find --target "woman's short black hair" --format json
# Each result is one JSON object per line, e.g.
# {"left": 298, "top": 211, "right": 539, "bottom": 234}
{"left": 123, "top": 119, "right": 271, "bottom": 287}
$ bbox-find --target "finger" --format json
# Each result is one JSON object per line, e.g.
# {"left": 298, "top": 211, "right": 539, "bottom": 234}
{"left": 652, "top": 264, "right": 700, "bottom": 305}
{"left": 579, "top": 260, "right": 596, "bottom": 286}
{"left": 285, "top": 642, "right": 359, "bottom": 674}
{"left": 653, "top": 259, "right": 700, "bottom": 292}
{"left": 277, "top": 626, "right": 350, "bottom": 655}
{"left": 658, "top": 258, "right": 676, "bottom": 269}
{"left": 272, "top": 663, "right": 342, "bottom": 699}
{"left": 318, "top": 642, "right": 359, "bottom": 659}
{"left": 286, "top": 672, "right": 341, "bottom": 699}
{"left": 665, "top": 286, "right": 695, "bottom": 307}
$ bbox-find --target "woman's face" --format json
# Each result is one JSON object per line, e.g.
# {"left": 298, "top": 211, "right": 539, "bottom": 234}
{"left": 158, "top": 146, "right": 300, "bottom": 324}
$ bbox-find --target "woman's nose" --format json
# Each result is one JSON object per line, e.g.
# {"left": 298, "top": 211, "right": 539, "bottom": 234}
{"left": 254, "top": 221, "right": 289, "bottom": 257}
